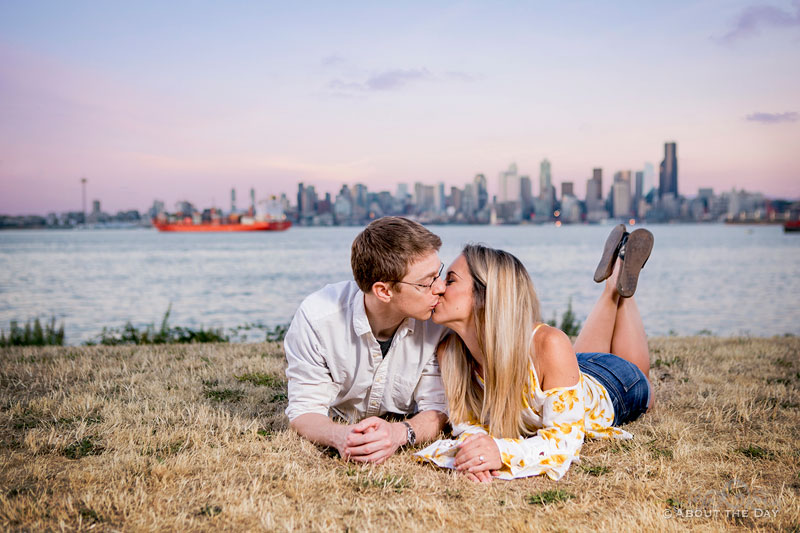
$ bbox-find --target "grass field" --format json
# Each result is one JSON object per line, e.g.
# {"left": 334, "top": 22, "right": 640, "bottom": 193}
{"left": 1, "top": 337, "right": 798, "bottom": 532}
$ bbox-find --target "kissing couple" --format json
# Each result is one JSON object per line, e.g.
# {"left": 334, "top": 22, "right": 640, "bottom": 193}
{"left": 284, "top": 217, "right": 653, "bottom": 482}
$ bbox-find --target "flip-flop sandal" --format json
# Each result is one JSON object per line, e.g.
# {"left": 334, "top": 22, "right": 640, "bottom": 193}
{"left": 593, "top": 224, "right": 627, "bottom": 283}
{"left": 617, "top": 228, "right": 654, "bottom": 298}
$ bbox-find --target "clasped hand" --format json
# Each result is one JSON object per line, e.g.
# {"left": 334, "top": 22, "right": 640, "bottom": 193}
{"left": 338, "top": 417, "right": 404, "bottom": 464}
{"left": 454, "top": 434, "right": 502, "bottom": 484}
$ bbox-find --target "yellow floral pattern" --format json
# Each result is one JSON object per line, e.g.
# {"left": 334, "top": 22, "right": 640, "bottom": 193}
{"left": 415, "top": 358, "right": 632, "bottom": 481}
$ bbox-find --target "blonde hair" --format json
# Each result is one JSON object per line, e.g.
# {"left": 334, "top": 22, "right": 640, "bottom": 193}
{"left": 439, "top": 244, "right": 541, "bottom": 438}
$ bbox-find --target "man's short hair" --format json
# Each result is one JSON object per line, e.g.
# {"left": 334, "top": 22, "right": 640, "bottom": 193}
{"left": 351, "top": 217, "right": 442, "bottom": 293}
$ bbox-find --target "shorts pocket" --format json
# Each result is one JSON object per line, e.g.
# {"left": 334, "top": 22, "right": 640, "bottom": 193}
{"left": 588, "top": 354, "right": 642, "bottom": 393}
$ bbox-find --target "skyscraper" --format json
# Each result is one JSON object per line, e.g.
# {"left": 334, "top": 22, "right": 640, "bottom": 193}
{"left": 539, "top": 159, "right": 552, "bottom": 198}
{"left": 499, "top": 163, "right": 520, "bottom": 203}
{"left": 561, "top": 182, "right": 574, "bottom": 199}
{"left": 634, "top": 171, "right": 644, "bottom": 202}
{"left": 474, "top": 174, "right": 488, "bottom": 211}
{"left": 659, "top": 142, "right": 678, "bottom": 198}
{"left": 612, "top": 171, "right": 632, "bottom": 218}
{"left": 585, "top": 168, "right": 603, "bottom": 210}
{"left": 520, "top": 175, "right": 532, "bottom": 216}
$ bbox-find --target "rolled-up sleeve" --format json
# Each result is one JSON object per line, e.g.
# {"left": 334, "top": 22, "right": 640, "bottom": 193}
{"left": 284, "top": 307, "right": 341, "bottom": 421}
{"left": 413, "top": 353, "right": 447, "bottom": 414}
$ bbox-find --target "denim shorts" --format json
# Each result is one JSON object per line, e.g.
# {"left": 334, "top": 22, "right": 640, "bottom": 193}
{"left": 577, "top": 352, "right": 651, "bottom": 426}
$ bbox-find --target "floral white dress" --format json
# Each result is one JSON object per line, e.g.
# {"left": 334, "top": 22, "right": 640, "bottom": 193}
{"left": 415, "top": 328, "right": 633, "bottom": 480}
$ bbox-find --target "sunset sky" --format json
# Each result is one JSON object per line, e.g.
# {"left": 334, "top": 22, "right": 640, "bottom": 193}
{"left": 1, "top": 1, "right": 798, "bottom": 215}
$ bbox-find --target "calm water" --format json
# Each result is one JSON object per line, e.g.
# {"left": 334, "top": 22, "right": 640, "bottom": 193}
{"left": 1, "top": 224, "right": 798, "bottom": 344}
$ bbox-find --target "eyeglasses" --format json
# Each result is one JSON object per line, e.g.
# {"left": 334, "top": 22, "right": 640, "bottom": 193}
{"left": 390, "top": 263, "right": 444, "bottom": 291}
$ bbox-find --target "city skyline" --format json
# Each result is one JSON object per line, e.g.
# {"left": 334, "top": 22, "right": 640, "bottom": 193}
{"left": 6, "top": 137, "right": 797, "bottom": 229}
{"left": 2, "top": 1, "right": 799, "bottom": 215}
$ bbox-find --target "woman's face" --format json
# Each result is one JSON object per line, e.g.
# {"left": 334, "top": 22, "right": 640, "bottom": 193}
{"left": 431, "top": 254, "right": 475, "bottom": 327}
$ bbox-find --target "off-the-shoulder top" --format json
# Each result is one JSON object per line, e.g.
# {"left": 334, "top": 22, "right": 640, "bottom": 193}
{"left": 415, "top": 324, "right": 632, "bottom": 480}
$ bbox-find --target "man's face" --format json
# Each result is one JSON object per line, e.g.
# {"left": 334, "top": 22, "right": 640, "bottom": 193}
{"left": 390, "top": 251, "right": 446, "bottom": 321}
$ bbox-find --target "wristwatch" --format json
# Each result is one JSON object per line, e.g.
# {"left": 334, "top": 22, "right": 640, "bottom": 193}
{"left": 401, "top": 421, "right": 416, "bottom": 446}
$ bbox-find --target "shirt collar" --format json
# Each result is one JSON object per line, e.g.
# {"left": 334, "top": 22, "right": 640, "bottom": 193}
{"left": 352, "top": 291, "right": 373, "bottom": 336}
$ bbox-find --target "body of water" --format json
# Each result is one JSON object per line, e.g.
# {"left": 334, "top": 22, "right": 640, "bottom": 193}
{"left": 1, "top": 224, "right": 798, "bottom": 344}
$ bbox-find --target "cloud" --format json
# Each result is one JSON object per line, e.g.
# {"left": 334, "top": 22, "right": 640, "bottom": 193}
{"left": 720, "top": 0, "right": 800, "bottom": 42}
{"left": 328, "top": 67, "right": 480, "bottom": 93}
{"left": 745, "top": 111, "right": 799, "bottom": 123}
{"left": 321, "top": 54, "right": 346, "bottom": 67}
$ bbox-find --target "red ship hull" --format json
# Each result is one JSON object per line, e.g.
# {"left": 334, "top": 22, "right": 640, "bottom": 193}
{"left": 784, "top": 220, "right": 800, "bottom": 233}
{"left": 154, "top": 220, "right": 292, "bottom": 232}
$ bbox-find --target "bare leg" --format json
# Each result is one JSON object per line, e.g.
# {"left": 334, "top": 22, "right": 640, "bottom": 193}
{"left": 610, "top": 294, "right": 650, "bottom": 377}
{"left": 573, "top": 268, "right": 620, "bottom": 355}
{"left": 576, "top": 257, "right": 653, "bottom": 409}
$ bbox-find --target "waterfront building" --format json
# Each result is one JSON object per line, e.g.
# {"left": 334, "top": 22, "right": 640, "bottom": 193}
{"left": 561, "top": 182, "right": 574, "bottom": 199}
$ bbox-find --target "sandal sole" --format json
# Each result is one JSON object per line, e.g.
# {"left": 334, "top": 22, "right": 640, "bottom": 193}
{"left": 618, "top": 229, "right": 654, "bottom": 298}
{"left": 593, "top": 224, "right": 627, "bottom": 283}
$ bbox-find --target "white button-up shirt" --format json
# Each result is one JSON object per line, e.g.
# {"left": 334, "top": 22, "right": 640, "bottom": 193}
{"left": 284, "top": 281, "right": 447, "bottom": 423}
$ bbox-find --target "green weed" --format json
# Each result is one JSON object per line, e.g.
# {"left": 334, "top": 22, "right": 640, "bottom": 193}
{"left": 526, "top": 489, "right": 574, "bottom": 505}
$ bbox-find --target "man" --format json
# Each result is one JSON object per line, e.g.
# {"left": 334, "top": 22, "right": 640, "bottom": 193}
{"left": 284, "top": 216, "right": 448, "bottom": 463}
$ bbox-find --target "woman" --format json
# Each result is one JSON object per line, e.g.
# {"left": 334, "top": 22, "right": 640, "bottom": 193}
{"left": 415, "top": 225, "right": 654, "bottom": 483}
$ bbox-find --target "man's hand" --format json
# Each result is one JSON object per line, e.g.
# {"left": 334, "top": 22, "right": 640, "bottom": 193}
{"left": 342, "top": 417, "right": 406, "bottom": 464}
{"left": 454, "top": 434, "right": 502, "bottom": 481}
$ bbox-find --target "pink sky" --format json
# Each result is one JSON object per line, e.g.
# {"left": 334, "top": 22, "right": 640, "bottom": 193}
{"left": 1, "top": 2, "right": 799, "bottom": 215}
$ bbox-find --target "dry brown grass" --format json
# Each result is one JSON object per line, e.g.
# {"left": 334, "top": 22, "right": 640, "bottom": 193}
{"left": 1, "top": 337, "right": 798, "bottom": 532}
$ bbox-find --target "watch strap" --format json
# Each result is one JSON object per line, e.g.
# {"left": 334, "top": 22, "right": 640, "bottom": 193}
{"left": 401, "top": 421, "right": 416, "bottom": 446}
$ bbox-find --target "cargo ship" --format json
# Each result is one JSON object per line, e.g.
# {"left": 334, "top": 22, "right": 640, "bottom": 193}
{"left": 153, "top": 190, "right": 292, "bottom": 232}
{"left": 153, "top": 217, "right": 291, "bottom": 232}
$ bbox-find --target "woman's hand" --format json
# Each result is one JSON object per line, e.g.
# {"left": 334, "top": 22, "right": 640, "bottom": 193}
{"left": 464, "top": 470, "right": 494, "bottom": 484}
{"left": 455, "top": 434, "right": 502, "bottom": 476}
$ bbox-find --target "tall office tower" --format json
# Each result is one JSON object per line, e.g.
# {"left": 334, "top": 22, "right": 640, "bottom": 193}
{"left": 396, "top": 183, "right": 409, "bottom": 201}
{"left": 634, "top": 171, "right": 644, "bottom": 202}
{"left": 612, "top": 171, "right": 632, "bottom": 218}
{"left": 474, "top": 174, "right": 488, "bottom": 210}
{"left": 422, "top": 185, "right": 435, "bottom": 211}
{"left": 413, "top": 182, "right": 424, "bottom": 207}
{"left": 305, "top": 185, "right": 318, "bottom": 216}
{"left": 593, "top": 168, "right": 603, "bottom": 196}
{"left": 462, "top": 183, "right": 476, "bottom": 215}
{"left": 520, "top": 175, "right": 532, "bottom": 215}
{"left": 354, "top": 183, "right": 368, "bottom": 209}
{"left": 586, "top": 176, "right": 600, "bottom": 204}
{"left": 436, "top": 182, "right": 446, "bottom": 213}
{"left": 561, "top": 182, "right": 574, "bottom": 198}
{"left": 92, "top": 200, "right": 101, "bottom": 215}
{"left": 231, "top": 188, "right": 237, "bottom": 213}
{"left": 498, "top": 163, "right": 520, "bottom": 203}
{"left": 297, "top": 183, "right": 304, "bottom": 212}
{"left": 539, "top": 159, "right": 552, "bottom": 198}
{"left": 643, "top": 162, "right": 655, "bottom": 194}
{"left": 659, "top": 142, "right": 678, "bottom": 198}
{"left": 450, "top": 186, "right": 463, "bottom": 213}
